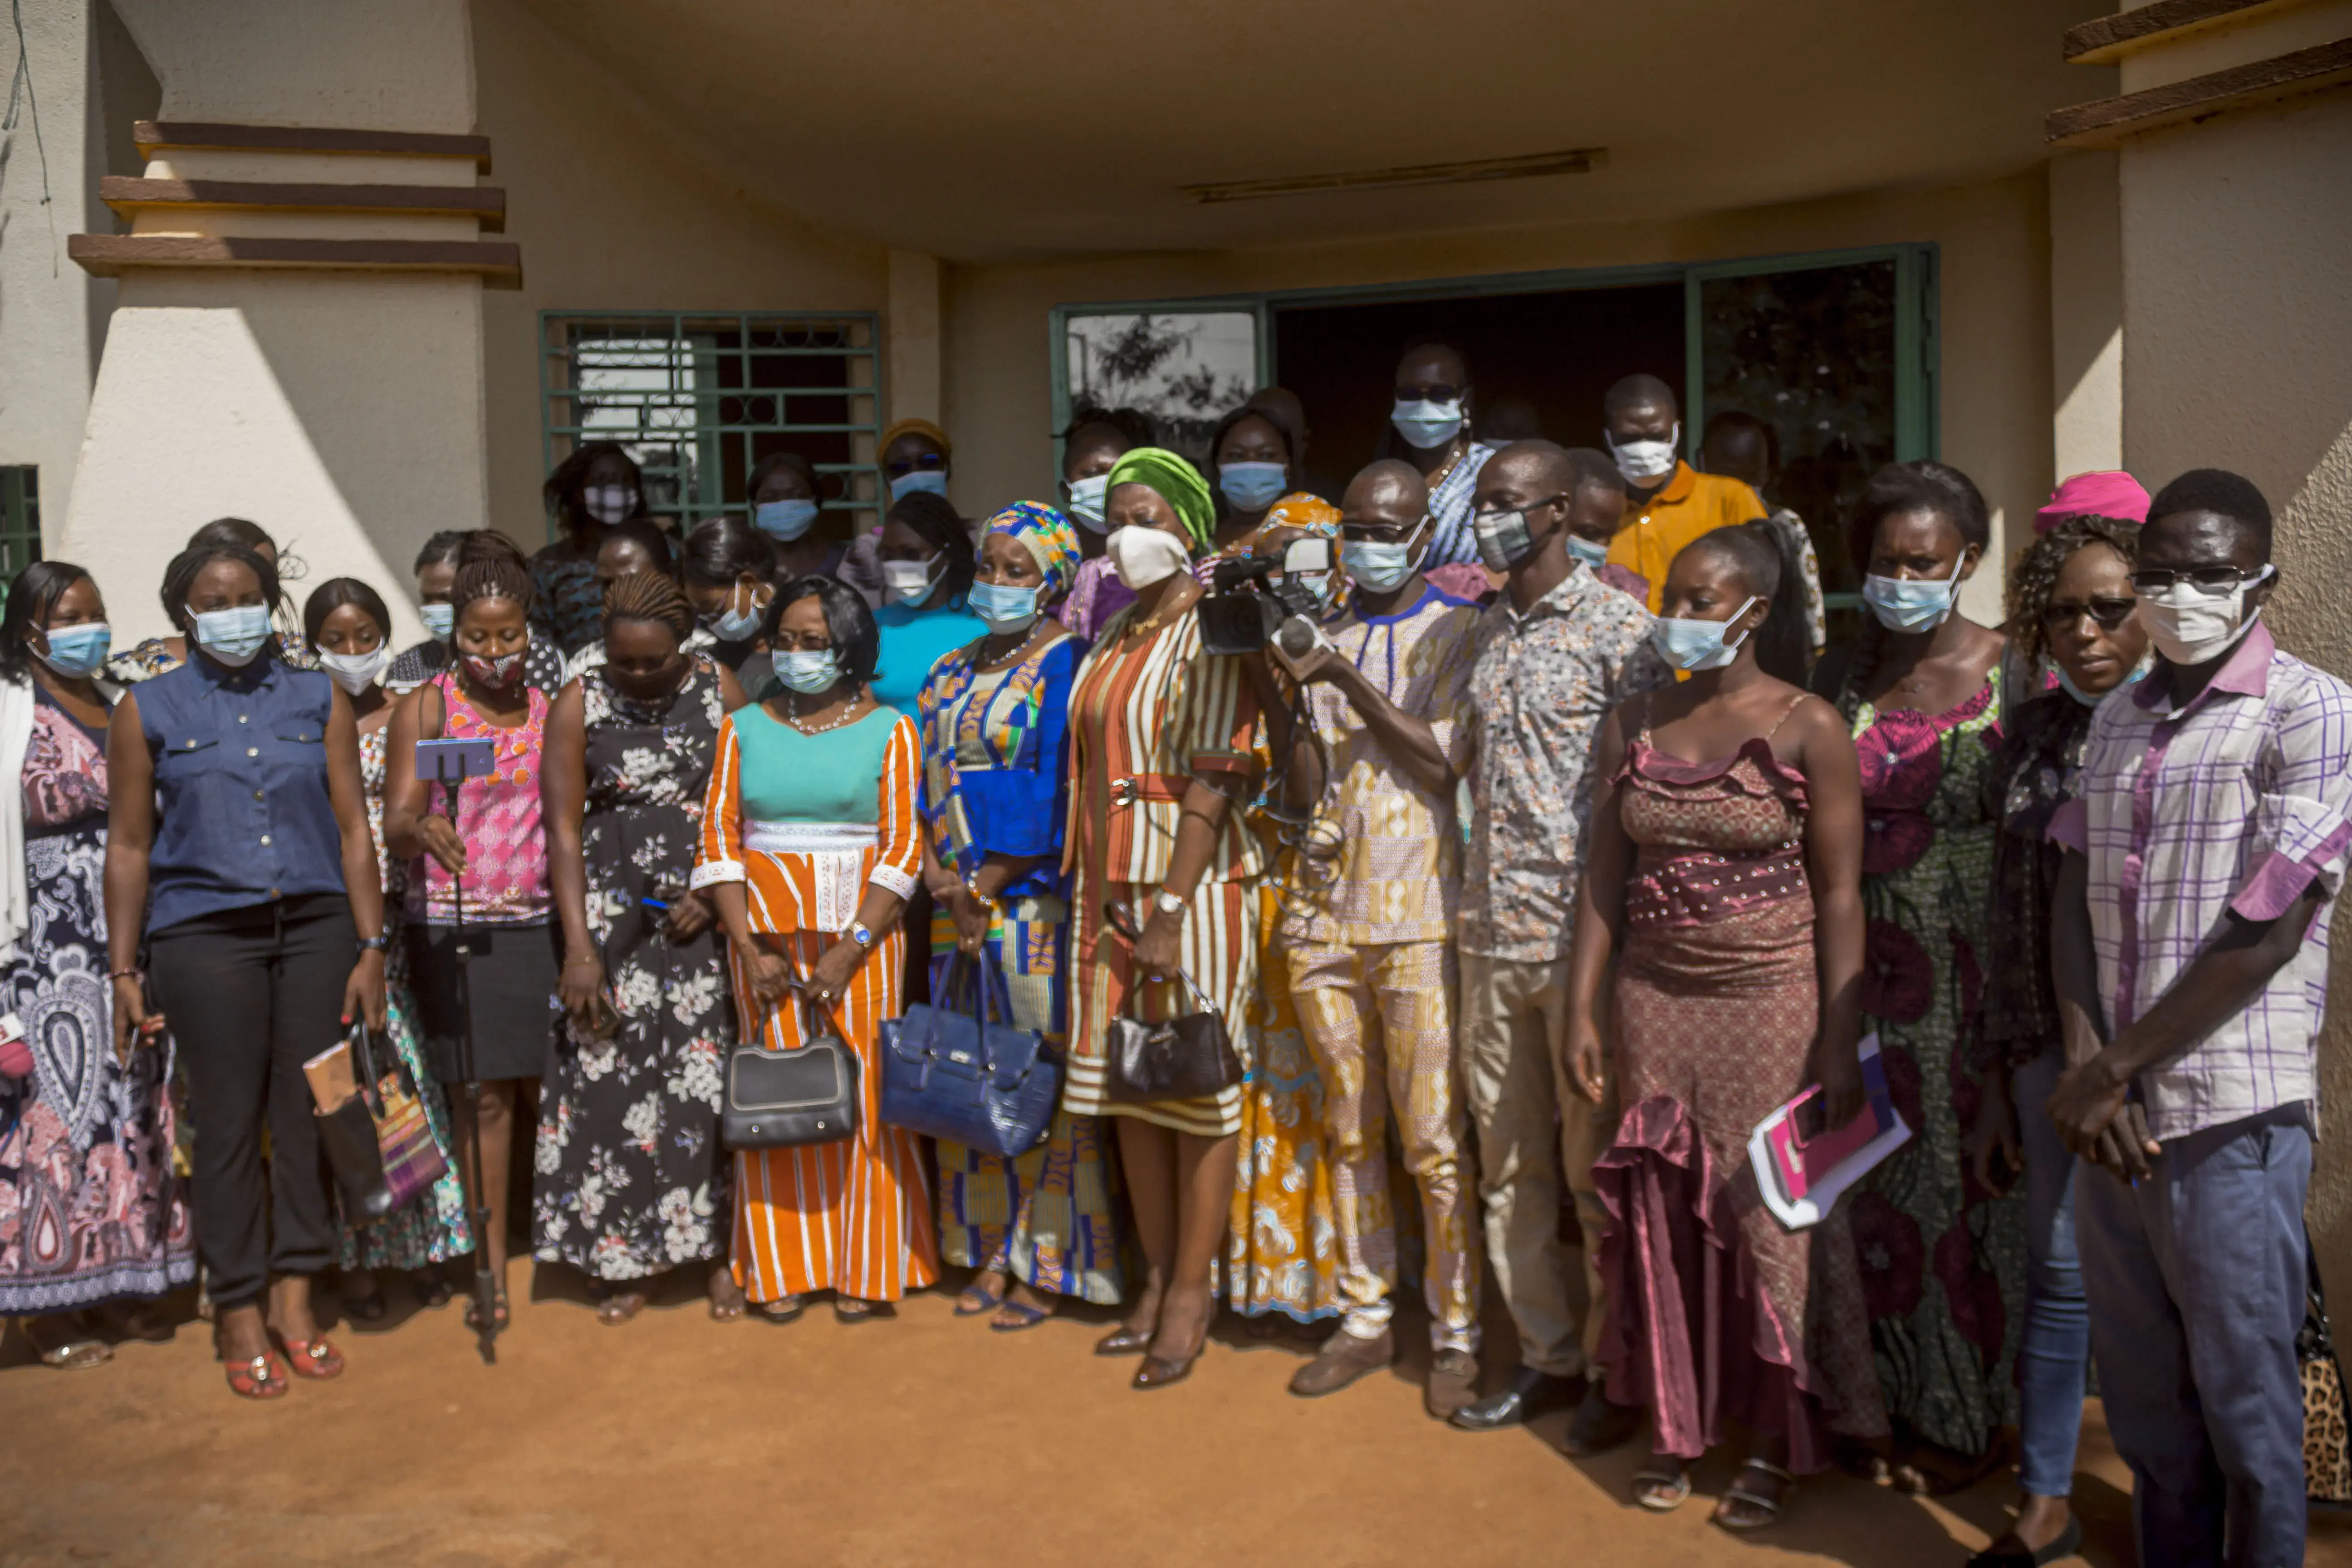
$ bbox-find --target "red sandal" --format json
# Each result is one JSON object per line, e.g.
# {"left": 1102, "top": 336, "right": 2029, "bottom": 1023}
{"left": 270, "top": 1330, "right": 345, "bottom": 1380}
{"left": 217, "top": 1344, "right": 291, "bottom": 1401}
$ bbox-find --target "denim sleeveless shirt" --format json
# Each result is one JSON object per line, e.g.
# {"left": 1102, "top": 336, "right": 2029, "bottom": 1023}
{"left": 137, "top": 654, "right": 347, "bottom": 933}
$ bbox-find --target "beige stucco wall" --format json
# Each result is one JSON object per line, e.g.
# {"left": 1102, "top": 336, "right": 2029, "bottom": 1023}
{"left": 941, "top": 170, "right": 2055, "bottom": 628}
{"left": 2048, "top": 150, "right": 2122, "bottom": 480}
{"left": 2116, "top": 86, "right": 2352, "bottom": 1294}
{"left": 471, "top": 0, "right": 887, "bottom": 546}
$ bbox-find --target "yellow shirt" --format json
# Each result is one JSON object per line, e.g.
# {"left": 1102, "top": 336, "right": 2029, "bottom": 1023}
{"left": 1602, "top": 462, "right": 1768, "bottom": 613}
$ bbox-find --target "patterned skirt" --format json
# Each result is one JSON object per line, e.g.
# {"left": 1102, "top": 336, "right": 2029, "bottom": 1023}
{"left": 1063, "top": 879, "right": 1255, "bottom": 1138}
{"left": 929, "top": 894, "right": 1123, "bottom": 1304}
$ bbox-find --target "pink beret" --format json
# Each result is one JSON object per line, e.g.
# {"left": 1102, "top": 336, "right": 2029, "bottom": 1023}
{"left": 2035, "top": 470, "right": 2149, "bottom": 535}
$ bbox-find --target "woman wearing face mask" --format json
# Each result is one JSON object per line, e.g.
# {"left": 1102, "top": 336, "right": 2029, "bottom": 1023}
{"left": 305, "top": 579, "right": 471, "bottom": 1320}
{"left": 1064, "top": 447, "right": 1262, "bottom": 1388}
{"left": 697, "top": 578, "right": 937, "bottom": 1323}
{"left": 534, "top": 441, "right": 651, "bottom": 660}
{"left": 879, "top": 417, "right": 953, "bottom": 506}
{"left": 1808, "top": 461, "right": 2024, "bottom": 1494}
{"left": 107, "top": 517, "right": 313, "bottom": 683}
{"left": 1377, "top": 339, "right": 1496, "bottom": 577}
{"left": 383, "top": 559, "right": 555, "bottom": 1337}
{"left": 108, "top": 539, "right": 389, "bottom": 1399}
{"left": 387, "top": 532, "right": 567, "bottom": 697}
{"left": 871, "top": 490, "right": 988, "bottom": 717}
{"left": 0, "top": 564, "right": 193, "bottom": 1370}
{"left": 1565, "top": 523, "right": 1869, "bottom": 1529}
{"left": 747, "top": 451, "right": 883, "bottom": 608}
{"left": 1205, "top": 402, "right": 1315, "bottom": 559}
{"left": 1961, "top": 514, "right": 2144, "bottom": 1568}
{"left": 916, "top": 504, "right": 1122, "bottom": 1329}
{"left": 682, "top": 514, "right": 783, "bottom": 701}
{"left": 1057, "top": 406, "right": 1155, "bottom": 641}
{"left": 535, "top": 571, "right": 744, "bottom": 1325}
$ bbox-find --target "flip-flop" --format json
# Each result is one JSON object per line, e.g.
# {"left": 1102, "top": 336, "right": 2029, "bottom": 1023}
{"left": 953, "top": 1284, "right": 1006, "bottom": 1318}
{"left": 989, "top": 1301, "right": 1052, "bottom": 1333}
{"left": 1632, "top": 1469, "right": 1693, "bottom": 1513}
{"left": 595, "top": 1291, "right": 649, "bottom": 1327}
{"left": 36, "top": 1336, "right": 112, "bottom": 1371}
{"left": 1714, "top": 1460, "right": 1795, "bottom": 1531}
{"left": 757, "top": 1294, "right": 805, "bottom": 1324}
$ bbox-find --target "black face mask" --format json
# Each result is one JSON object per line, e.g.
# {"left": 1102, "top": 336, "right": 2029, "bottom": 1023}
{"left": 607, "top": 657, "right": 688, "bottom": 707}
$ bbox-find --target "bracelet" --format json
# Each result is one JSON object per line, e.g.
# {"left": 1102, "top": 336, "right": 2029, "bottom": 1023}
{"left": 108, "top": 967, "right": 142, "bottom": 982}
{"left": 563, "top": 957, "right": 602, "bottom": 970}
{"left": 964, "top": 877, "right": 999, "bottom": 907}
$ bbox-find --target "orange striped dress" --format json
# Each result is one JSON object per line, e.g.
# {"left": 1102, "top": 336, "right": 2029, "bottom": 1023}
{"left": 1063, "top": 601, "right": 1263, "bottom": 1137}
{"left": 692, "top": 703, "right": 940, "bottom": 1303}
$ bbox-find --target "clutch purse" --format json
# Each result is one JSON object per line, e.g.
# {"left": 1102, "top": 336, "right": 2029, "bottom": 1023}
{"left": 881, "top": 948, "right": 1059, "bottom": 1158}
{"left": 1100, "top": 900, "right": 1241, "bottom": 1106}
{"left": 724, "top": 990, "right": 860, "bottom": 1150}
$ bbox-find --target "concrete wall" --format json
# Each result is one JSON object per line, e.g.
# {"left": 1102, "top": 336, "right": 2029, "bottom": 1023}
{"left": 2116, "top": 86, "right": 2352, "bottom": 1293}
{"left": 941, "top": 170, "right": 2055, "bottom": 629}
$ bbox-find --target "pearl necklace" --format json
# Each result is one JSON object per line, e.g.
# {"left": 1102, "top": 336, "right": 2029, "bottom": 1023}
{"left": 785, "top": 695, "right": 859, "bottom": 735}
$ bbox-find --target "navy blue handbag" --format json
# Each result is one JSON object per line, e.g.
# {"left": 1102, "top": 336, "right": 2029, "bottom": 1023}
{"left": 880, "top": 948, "right": 1059, "bottom": 1158}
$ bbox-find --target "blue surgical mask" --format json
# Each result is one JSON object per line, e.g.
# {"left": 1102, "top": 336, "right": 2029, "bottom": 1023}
{"left": 969, "top": 580, "right": 1042, "bottom": 632}
{"left": 1565, "top": 534, "right": 1610, "bottom": 569}
{"left": 2053, "top": 654, "right": 2151, "bottom": 707}
{"left": 754, "top": 498, "right": 821, "bottom": 541}
{"left": 187, "top": 603, "right": 273, "bottom": 667}
{"left": 889, "top": 470, "right": 949, "bottom": 502}
{"left": 1861, "top": 558, "right": 1965, "bottom": 634}
{"left": 34, "top": 622, "right": 111, "bottom": 679}
{"left": 1392, "top": 398, "right": 1465, "bottom": 451}
{"left": 420, "top": 602, "right": 456, "bottom": 640}
{"left": 1649, "top": 597, "right": 1759, "bottom": 672}
{"left": 1065, "top": 474, "right": 1110, "bottom": 531}
{"left": 777, "top": 648, "right": 841, "bottom": 694}
{"left": 707, "top": 584, "right": 767, "bottom": 643}
{"left": 1218, "top": 462, "right": 1289, "bottom": 514}
{"left": 1341, "top": 532, "right": 1426, "bottom": 595}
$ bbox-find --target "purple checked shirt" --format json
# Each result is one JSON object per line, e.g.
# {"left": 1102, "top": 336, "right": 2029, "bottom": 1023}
{"left": 2049, "top": 620, "right": 2352, "bottom": 1141}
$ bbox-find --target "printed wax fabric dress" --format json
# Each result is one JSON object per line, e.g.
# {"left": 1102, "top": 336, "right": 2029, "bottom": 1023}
{"left": 340, "top": 721, "right": 470, "bottom": 1270}
{"left": 534, "top": 662, "right": 734, "bottom": 1281}
{"left": 1843, "top": 672, "right": 2024, "bottom": 1456}
{"left": 0, "top": 686, "right": 194, "bottom": 1311}
{"left": 1591, "top": 700, "right": 1862, "bottom": 1472}
{"left": 529, "top": 551, "right": 607, "bottom": 661}
{"left": 917, "top": 628, "right": 1122, "bottom": 1304}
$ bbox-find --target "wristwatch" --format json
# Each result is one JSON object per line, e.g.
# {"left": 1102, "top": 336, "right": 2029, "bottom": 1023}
{"left": 1153, "top": 888, "right": 1188, "bottom": 918}
{"left": 848, "top": 921, "right": 878, "bottom": 950}
{"left": 356, "top": 933, "right": 389, "bottom": 953}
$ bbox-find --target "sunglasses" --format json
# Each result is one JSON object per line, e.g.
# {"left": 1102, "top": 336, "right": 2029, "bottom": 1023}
{"left": 2041, "top": 597, "right": 2137, "bottom": 630}
{"left": 2128, "top": 565, "right": 2261, "bottom": 594}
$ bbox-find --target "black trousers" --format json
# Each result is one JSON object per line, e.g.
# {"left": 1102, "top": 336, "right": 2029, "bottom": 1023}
{"left": 148, "top": 894, "right": 356, "bottom": 1309}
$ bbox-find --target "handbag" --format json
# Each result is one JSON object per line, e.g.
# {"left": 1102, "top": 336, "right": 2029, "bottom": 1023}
{"left": 880, "top": 947, "right": 1059, "bottom": 1158}
{"left": 313, "top": 1025, "right": 395, "bottom": 1221}
{"left": 351, "top": 1023, "right": 450, "bottom": 1212}
{"left": 1100, "top": 900, "right": 1242, "bottom": 1106}
{"left": 724, "top": 989, "right": 860, "bottom": 1150}
{"left": 2302, "top": 1224, "right": 2352, "bottom": 1508}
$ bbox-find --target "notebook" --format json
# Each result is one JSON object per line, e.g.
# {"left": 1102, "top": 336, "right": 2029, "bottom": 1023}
{"left": 1747, "top": 1034, "right": 1910, "bottom": 1231}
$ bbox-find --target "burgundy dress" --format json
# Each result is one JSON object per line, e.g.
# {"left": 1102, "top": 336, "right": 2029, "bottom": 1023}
{"left": 1592, "top": 703, "right": 1872, "bottom": 1471}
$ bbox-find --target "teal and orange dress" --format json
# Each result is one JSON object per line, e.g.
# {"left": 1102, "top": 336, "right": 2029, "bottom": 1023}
{"left": 694, "top": 702, "right": 939, "bottom": 1303}
{"left": 916, "top": 625, "right": 1122, "bottom": 1303}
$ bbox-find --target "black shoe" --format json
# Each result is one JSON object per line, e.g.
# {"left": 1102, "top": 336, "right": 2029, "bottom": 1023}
{"left": 1965, "top": 1514, "right": 2082, "bottom": 1568}
{"left": 1562, "top": 1383, "right": 1645, "bottom": 1455}
{"left": 1449, "top": 1366, "right": 1579, "bottom": 1432}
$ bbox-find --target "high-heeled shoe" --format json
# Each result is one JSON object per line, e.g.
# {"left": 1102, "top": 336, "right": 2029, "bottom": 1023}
{"left": 1094, "top": 1323, "right": 1153, "bottom": 1357}
{"left": 1132, "top": 1331, "right": 1207, "bottom": 1390}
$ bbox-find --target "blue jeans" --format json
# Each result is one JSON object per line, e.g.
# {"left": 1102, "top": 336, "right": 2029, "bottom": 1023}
{"left": 2012, "top": 1047, "right": 2091, "bottom": 1498}
{"left": 2075, "top": 1102, "right": 2311, "bottom": 1568}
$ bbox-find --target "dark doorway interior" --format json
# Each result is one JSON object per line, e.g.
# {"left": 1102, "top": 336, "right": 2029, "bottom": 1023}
{"left": 1271, "top": 282, "right": 1686, "bottom": 504}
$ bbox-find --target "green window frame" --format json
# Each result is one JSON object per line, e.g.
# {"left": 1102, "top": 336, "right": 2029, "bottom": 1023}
{"left": 539, "top": 310, "right": 884, "bottom": 541}
{"left": 0, "top": 468, "right": 40, "bottom": 609}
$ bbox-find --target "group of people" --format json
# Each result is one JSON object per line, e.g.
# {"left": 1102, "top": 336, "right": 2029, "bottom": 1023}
{"left": 0, "top": 340, "right": 2337, "bottom": 1568}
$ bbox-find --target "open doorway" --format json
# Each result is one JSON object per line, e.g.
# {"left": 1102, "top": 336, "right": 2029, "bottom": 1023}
{"left": 1270, "top": 283, "right": 1686, "bottom": 504}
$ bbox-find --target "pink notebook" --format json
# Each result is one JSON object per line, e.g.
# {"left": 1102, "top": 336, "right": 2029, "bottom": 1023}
{"left": 1746, "top": 1035, "right": 1910, "bottom": 1230}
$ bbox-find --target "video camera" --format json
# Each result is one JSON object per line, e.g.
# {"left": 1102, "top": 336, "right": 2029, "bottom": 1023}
{"left": 1199, "top": 538, "right": 1333, "bottom": 657}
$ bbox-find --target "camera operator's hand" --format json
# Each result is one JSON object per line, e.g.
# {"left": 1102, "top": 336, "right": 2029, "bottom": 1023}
{"left": 1269, "top": 629, "right": 1340, "bottom": 686}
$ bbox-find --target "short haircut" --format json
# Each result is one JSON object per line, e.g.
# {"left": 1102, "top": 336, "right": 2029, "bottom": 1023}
{"left": 1562, "top": 446, "right": 1627, "bottom": 499}
{"left": 1604, "top": 373, "right": 1678, "bottom": 421}
{"left": 766, "top": 574, "right": 880, "bottom": 687}
{"left": 1206, "top": 402, "right": 1302, "bottom": 474}
{"left": 1063, "top": 405, "right": 1156, "bottom": 450}
{"left": 302, "top": 577, "right": 394, "bottom": 646}
{"left": 883, "top": 490, "right": 976, "bottom": 604}
{"left": 2147, "top": 468, "right": 2273, "bottom": 557}
{"left": 0, "top": 561, "right": 95, "bottom": 683}
{"left": 1491, "top": 438, "right": 1578, "bottom": 495}
{"left": 413, "top": 529, "right": 472, "bottom": 576}
{"left": 596, "top": 517, "right": 675, "bottom": 573}
{"left": 602, "top": 568, "right": 694, "bottom": 645}
{"left": 748, "top": 449, "right": 821, "bottom": 500}
{"left": 450, "top": 558, "right": 533, "bottom": 619}
{"left": 1702, "top": 409, "right": 1779, "bottom": 470}
{"left": 1396, "top": 335, "right": 1470, "bottom": 378}
{"left": 1849, "top": 459, "right": 1991, "bottom": 559}
{"left": 681, "top": 514, "right": 776, "bottom": 589}
{"left": 160, "top": 541, "right": 282, "bottom": 635}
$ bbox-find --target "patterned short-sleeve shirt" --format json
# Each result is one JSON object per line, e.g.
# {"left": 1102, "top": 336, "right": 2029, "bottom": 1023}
{"left": 1461, "top": 566, "right": 1671, "bottom": 960}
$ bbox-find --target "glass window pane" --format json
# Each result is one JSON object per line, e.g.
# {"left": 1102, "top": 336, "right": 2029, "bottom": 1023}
{"left": 1064, "top": 311, "right": 1257, "bottom": 468}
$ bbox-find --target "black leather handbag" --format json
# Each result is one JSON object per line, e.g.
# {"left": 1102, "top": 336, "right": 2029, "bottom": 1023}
{"left": 723, "top": 991, "right": 860, "bottom": 1150}
{"left": 1100, "top": 900, "right": 1243, "bottom": 1105}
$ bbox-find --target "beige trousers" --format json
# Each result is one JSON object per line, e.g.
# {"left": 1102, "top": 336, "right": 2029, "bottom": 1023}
{"left": 1457, "top": 950, "right": 1617, "bottom": 1378}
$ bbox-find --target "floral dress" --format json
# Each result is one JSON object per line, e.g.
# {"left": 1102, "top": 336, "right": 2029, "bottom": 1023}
{"left": 1843, "top": 673, "right": 2026, "bottom": 1456}
{"left": 341, "top": 721, "right": 471, "bottom": 1269}
{"left": 0, "top": 688, "right": 195, "bottom": 1312}
{"left": 533, "top": 661, "right": 733, "bottom": 1281}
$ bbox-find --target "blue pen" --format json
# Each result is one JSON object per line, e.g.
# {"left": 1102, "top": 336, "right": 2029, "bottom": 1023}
{"left": 642, "top": 898, "right": 670, "bottom": 912}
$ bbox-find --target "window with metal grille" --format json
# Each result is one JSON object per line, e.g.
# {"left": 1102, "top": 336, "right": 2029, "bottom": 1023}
{"left": 0, "top": 468, "right": 41, "bottom": 609}
{"left": 538, "top": 312, "right": 882, "bottom": 541}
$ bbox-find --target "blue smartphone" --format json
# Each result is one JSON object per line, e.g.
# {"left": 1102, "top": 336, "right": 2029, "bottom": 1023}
{"left": 414, "top": 736, "right": 497, "bottom": 784}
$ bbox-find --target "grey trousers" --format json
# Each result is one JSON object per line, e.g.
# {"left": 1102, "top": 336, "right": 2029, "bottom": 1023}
{"left": 2074, "top": 1102, "right": 2311, "bottom": 1568}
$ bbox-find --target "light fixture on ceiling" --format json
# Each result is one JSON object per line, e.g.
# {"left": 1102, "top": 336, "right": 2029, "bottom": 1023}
{"left": 1183, "top": 146, "right": 1607, "bottom": 204}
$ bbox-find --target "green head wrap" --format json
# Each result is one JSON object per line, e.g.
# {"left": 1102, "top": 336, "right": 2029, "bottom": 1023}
{"left": 1105, "top": 447, "right": 1214, "bottom": 549}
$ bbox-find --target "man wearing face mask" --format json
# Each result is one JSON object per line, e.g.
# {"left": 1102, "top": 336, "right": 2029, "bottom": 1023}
{"left": 2044, "top": 470, "right": 2352, "bottom": 1568}
{"left": 1450, "top": 440, "right": 1671, "bottom": 1445}
{"left": 1599, "top": 375, "right": 1766, "bottom": 615}
{"left": 1382, "top": 339, "right": 1496, "bottom": 576}
{"left": 1269, "top": 460, "right": 1487, "bottom": 1417}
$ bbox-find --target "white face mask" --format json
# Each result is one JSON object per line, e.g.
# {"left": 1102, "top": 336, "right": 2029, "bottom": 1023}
{"left": 1607, "top": 425, "right": 1681, "bottom": 485}
{"left": 1391, "top": 398, "right": 1465, "bottom": 451}
{"left": 420, "top": 602, "right": 456, "bottom": 640}
{"left": 1066, "top": 474, "right": 1110, "bottom": 531}
{"left": 882, "top": 555, "right": 946, "bottom": 606}
{"left": 583, "top": 483, "right": 637, "bottom": 525}
{"left": 316, "top": 644, "right": 391, "bottom": 695}
{"left": 1106, "top": 524, "right": 1191, "bottom": 590}
{"left": 2141, "top": 567, "right": 2271, "bottom": 666}
{"left": 1341, "top": 521, "right": 1429, "bottom": 595}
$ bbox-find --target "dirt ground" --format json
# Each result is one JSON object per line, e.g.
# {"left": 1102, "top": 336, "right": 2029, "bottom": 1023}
{"left": 4, "top": 1269, "right": 2350, "bottom": 1568}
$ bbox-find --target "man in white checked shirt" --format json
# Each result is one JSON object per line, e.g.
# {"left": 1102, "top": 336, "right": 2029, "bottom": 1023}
{"left": 2046, "top": 470, "right": 2351, "bottom": 1568}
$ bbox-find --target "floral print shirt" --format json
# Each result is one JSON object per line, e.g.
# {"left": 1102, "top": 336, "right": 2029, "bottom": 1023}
{"left": 1461, "top": 565, "right": 1671, "bottom": 960}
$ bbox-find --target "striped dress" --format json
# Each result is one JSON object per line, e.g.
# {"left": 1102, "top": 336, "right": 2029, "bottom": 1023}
{"left": 692, "top": 703, "right": 939, "bottom": 1303}
{"left": 1063, "top": 601, "right": 1262, "bottom": 1137}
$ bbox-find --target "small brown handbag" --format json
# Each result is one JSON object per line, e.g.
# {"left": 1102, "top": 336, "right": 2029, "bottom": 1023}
{"left": 1101, "top": 899, "right": 1243, "bottom": 1105}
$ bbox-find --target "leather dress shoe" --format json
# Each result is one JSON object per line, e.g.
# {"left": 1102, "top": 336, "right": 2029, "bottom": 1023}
{"left": 1449, "top": 1366, "right": 1579, "bottom": 1431}
{"left": 1288, "top": 1326, "right": 1395, "bottom": 1397}
{"left": 1562, "top": 1382, "right": 1645, "bottom": 1455}
{"left": 1095, "top": 1323, "right": 1153, "bottom": 1357}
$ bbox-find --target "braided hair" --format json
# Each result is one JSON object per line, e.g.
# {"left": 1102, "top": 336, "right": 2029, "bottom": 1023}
{"left": 2007, "top": 515, "right": 2141, "bottom": 666}
{"left": 602, "top": 568, "right": 693, "bottom": 645}
{"left": 450, "top": 558, "right": 533, "bottom": 619}
{"left": 1825, "top": 460, "right": 1991, "bottom": 718}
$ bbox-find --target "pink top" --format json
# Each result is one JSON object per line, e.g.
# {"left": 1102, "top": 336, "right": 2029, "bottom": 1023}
{"left": 408, "top": 674, "right": 551, "bottom": 926}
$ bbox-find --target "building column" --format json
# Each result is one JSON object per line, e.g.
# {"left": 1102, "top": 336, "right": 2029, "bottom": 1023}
{"left": 887, "top": 248, "right": 943, "bottom": 429}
